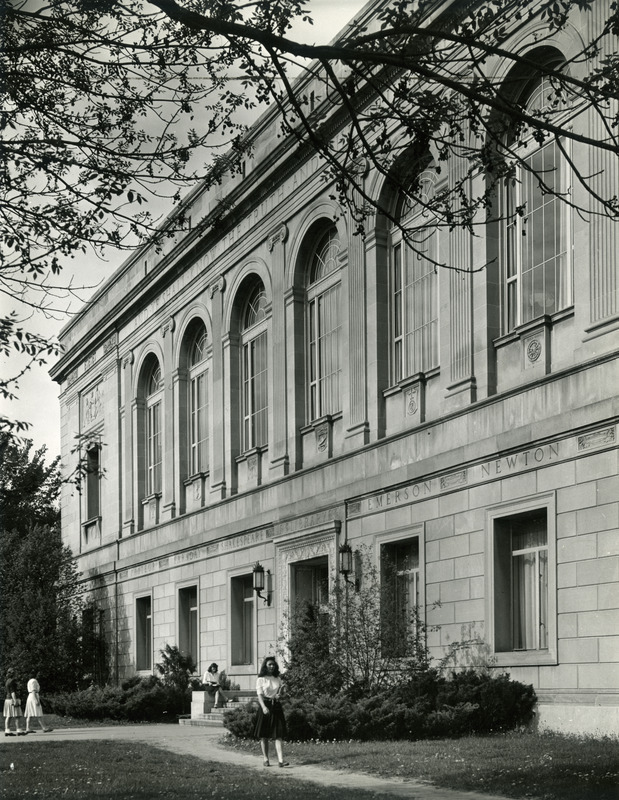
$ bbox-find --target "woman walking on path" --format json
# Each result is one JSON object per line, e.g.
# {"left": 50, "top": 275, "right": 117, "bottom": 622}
{"left": 201, "top": 663, "right": 228, "bottom": 708}
{"left": 4, "top": 669, "right": 26, "bottom": 736}
{"left": 25, "top": 675, "right": 53, "bottom": 733}
{"left": 253, "top": 656, "right": 289, "bottom": 768}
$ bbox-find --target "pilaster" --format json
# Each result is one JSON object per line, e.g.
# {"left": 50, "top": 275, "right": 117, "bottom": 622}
{"left": 160, "top": 318, "right": 176, "bottom": 521}
{"left": 121, "top": 352, "right": 135, "bottom": 536}
{"left": 209, "top": 277, "right": 227, "bottom": 500}
{"left": 267, "top": 223, "right": 290, "bottom": 478}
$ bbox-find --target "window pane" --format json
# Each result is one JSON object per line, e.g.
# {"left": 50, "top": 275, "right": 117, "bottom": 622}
{"left": 86, "top": 446, "right": 100, "bottom": 520}
{"left": 136, "top": 597, "right": 152, "bottom": 671}
{"left": 512, "top": 552, "right": 537, "bottom": 649}
{"left": 242, "top": 332, "right": 268, "bottom": 450}
{"left": 380, "top": 538, "right": 420, "bottom": 657}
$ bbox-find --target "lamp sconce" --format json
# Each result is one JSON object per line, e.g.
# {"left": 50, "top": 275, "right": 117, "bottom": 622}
{"left": 338, "top": 542, "right": 359, "bottom": 591}
{"left": 252, "top": 562, "right": 271, "bottom": 605}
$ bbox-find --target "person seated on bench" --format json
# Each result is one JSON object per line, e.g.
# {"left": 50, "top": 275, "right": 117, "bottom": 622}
{"left": 202, "top": 662, "right": 227, "bottom": 708}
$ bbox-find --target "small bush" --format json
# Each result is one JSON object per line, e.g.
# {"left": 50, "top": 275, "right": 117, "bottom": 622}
{"left": 223, "top": 701, "right": 258, "bottom": 739}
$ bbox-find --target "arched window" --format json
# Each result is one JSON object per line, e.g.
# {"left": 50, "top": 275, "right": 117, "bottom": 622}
{"left": 307, "top": 225, "right": 342, "bottom": 420}
{"left": 502, "top": 62, "right": 571, "bottom": 331}
{"left": 145, "top": 360, "right": 162, "bottom": 495}
{"left": 188, "top": 327, "right": 209, "bottom": 475}
{"left": 389, "top": 170, "right": 439, "bottom": 383}
{"left": 241, "top": 282, "right": 268, "bottom": 450}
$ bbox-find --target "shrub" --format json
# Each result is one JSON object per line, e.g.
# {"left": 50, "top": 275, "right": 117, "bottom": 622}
{"left": 223, "top": 670, "right": 536, "bottom": 742}
{"left": 312, "top": 694, "right": 354, "bottom": 740}
{"left": 47, "top": 676, "right": 191, "bottom": 722}
{"left": 223, "top": 701, "right": 258, "bottom": 739}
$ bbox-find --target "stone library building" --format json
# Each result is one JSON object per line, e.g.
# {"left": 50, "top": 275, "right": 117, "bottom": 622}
{"left": 51, "top": 0, "right": 618, "bottom": 736}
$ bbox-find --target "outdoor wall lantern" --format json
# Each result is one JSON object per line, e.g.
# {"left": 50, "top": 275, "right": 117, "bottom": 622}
{"left": 252, "top": 562, "right": 271, "bottom": 605}
{"left": 338, "top": 542, "right": 359, "bottom": 591}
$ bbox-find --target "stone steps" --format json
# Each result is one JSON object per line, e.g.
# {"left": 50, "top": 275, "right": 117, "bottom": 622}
{"left": 180, "top": 692, "right": 257, "bottom": 728}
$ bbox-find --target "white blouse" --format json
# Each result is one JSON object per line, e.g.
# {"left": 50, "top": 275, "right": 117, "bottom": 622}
{"left": 256, "top": 675, "right": 282, "bottom": 699}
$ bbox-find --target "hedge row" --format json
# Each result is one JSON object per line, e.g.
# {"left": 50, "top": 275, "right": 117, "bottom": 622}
{"left": 46, "top": 676, "right": 190, "bottom": 722}
{"left": 224, "top": 670, "right": 536, "bottom": 741}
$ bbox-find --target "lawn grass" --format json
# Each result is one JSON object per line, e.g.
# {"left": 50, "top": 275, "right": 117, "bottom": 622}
{"left": 225, "top": 729, "right": 619, "bottom": 800}
{"left": 0, "top": 740, "right": 362, "bottom": 800}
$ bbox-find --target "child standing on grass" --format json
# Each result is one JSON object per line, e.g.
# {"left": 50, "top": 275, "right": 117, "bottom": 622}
{"left": 25, "top": 675, "right": 53, "bottom": 733}
{"left": 4, "top": 669, "right": 26, "bottom": 736}
{"left": 253, "top": 656, "right": 289, "bottom": 768}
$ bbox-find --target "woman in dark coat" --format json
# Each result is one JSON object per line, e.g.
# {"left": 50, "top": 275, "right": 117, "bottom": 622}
{"left": 253, "top": 657, "right": 288, "bottom": 767}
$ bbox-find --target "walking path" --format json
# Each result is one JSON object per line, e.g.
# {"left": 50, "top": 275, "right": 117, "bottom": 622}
{"left": 3, "top": 724, "right": 510, "bottom": 800}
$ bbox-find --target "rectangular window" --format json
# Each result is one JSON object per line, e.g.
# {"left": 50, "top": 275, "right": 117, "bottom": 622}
{"left": 493, "top": 511, "right": 548, "bottom": 652}
{"left": 380, "top": 536, "right": 420, "bottom": 657}
{"left": 243, "top": 331, "right": 268, "bottom": 450}
{"left": 85, "top": 444, "right": 100, "bottom": 520}
{"left": 178, "top": 586, "right": 198, "bottom": 667}
{"left": 231, "top": 575, "right": 254, "bottom": 666}
{"left": 292, "top": 558, "right": 329, "bottom": 609}
{"left": 308, "top": 284, "right": 341, "bottom": 420}
{"left": 136, "top": 596, "right": 152, "bottom": 671}
{"left": 190, "top": 372, "right": 209, "bottom": 474}
{"left": 147, "top": 401, "right": 162, "bottom": 495}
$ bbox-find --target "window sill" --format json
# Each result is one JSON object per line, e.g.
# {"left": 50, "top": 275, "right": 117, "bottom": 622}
{"left": 141, "top": 492, "right": 161, "bottom": 505}
{"left": 494, "top": 307, "right": 574, "bottom": 348}
{"left": 183, "top": 472, "right": 209, "bottom": 486}
{"left": 492, "top": 649, "right": 557, "bottom": 668}
{"left": 235, "top": 446, "right": 266, "bottom": 464}
{"left": 300, "top": 412, "right": 342, "bottom": 435}
{"left": 383, "top": 367, "right": 439, "bottom": 398}
{"left": 81, "top": 516, "right": 101, "bottom": 529}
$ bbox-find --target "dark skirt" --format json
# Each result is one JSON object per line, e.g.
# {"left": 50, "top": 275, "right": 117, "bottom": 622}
{"left": 253, "top": 698, "right": 287, "bottom": 740}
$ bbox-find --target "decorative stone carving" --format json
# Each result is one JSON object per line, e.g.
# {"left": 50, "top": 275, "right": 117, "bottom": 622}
{"left": 267, "top": 222, "right": 288, "bottom": 252}
{"left": 440, "top": 470, "right": 468, "bottom": 490}
{"left": 315, "top": 423, "right": 329, "bottom": 452}
{"left": 66, "top": 368, "right": 79, "bottom": 387}
{"left": 82, "top": 384, "right": 102, "bottom": 428}
{"left": 578, "top": 427, "right": 616, "bottom": 451}
{"left": 122, "top": 352, "right": 134, "bottom": 369}
{"left": 160, "top": 317, "right": 175, "bottom": 338}
{"left": 526, "top": 338, "right": 542, "bottom": 363}
{"left": 406, "top": 387, "right": 418, "bottom": 416}
{"left": 209, "top": 275, "right": 226, "bottom": 298}
{"left": 103, "top": 333, "right": 118, "bottom": 354}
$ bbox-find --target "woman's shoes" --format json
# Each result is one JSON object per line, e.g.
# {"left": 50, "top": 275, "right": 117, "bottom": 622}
{"left": 263, "top": 760, "right": 271, "bottom": 767}
{"left": 278, "top": 761, "right": 289, "bottom": 768}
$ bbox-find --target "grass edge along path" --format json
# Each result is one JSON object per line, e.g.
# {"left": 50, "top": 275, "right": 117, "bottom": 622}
{"left": 2, "top": 739, "right": 378, "bottom": 800}
{"left": 222, "top": 729, "right": 619, "bottom": 800}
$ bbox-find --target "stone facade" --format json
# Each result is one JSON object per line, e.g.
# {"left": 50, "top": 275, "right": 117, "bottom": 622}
{"left": 51, "top": 0, "right": 618, "bottom": 736}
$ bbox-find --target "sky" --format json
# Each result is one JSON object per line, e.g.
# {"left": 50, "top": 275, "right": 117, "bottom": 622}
{"left": 2, "top": 0, "right": 367, "bottom": 459}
